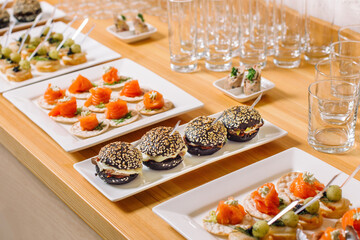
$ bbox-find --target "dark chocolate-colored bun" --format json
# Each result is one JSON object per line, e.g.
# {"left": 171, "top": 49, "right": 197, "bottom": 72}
{"left": 139, "top": 126, "right": 185, "bottom": 157}
{"left": 98, "top": 141, "right": 142, "bottom": 170}
{"left": 142, "top": 155, "right": 183, "bottom": 170}
{"left": 95, "top": 166, "right": 138, "bottom": 185}
{"left": 13, "top": 0, "right": 42, "bottom": 22}
{"left": 220, "top": 106, "right": 263, "bottom": 142}
{"left": 0, "top": 9, "right": 10, "bottom": 28}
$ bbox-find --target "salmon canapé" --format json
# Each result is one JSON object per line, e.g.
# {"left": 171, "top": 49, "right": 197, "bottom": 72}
{"left": 105, "top": 99, "right": 128, "bottom": 120}
{"left": 48, "top": 97, "right": 77, "bottom": 118}
{"left": 102, "top": 67, "right": 119, "bottom": 84}
{"left": 120, "top": 80, "right": 142, "bottom": 98}
{"left": 43, "top": 84, "right": 66, "bottom": 105}
{"left": 84, "top": 87, "right": 112, "bottom": 107}
{"left": 68, "top": 74, "right": 93, "bottom": 94}
{"left": 79, "top": 113, "right": 99, "bottom": 131}
{"left": 143, "top": 90, "right": 164, "bottom": 110}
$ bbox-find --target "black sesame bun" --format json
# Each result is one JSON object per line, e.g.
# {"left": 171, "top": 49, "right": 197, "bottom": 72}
{"left": 13, "top": 0, "right": 42, "bottom": 22}
{"left": 220, "top": 106, "right": 264, "bottom": 142}
{"left": 92, "top": 141, "right": 142, "bottom": 185}
{"left": 139, "top": 126, "right": 187, "bottom": 170}
{"left": 0, "top": 9, "right": 10, "bottom": 29}
{"left": 184, "top": 116, "right": 227, "bottom": 156}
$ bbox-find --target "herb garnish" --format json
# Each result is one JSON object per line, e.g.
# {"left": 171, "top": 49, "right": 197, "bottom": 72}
{"left": 113, "top": 112, "right": 132, "bottom": 124}
{"left": 138, "top": 13, "right": 145, "bottom": 22}
{"left": 94, "top": 122, "right": 104, "bottom": 131}
{"left": 246, "top": 68, "right": 256, "bottom": 81}
{"left": 95, "top": 103, "right": 106, "bottom": 109}
{"left": 75, "top": 107, "right": 83, "bottom": 115}
{"left": 91, "top": 82, "right": 98, "bottom": 87}
{"left": 104, "top": 77, "right": 130, "bottom": 85}
{"left": 230, "top": 67, "right": 238, "bottom": 77}
{"left": 121, "top": 15, "right": 126, "bottom": 21}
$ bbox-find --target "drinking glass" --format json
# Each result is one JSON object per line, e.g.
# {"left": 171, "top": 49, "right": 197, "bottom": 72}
{"left": 239, "top": 0, "right": 268, "bottom": 68}
{"left": 338, "top": 25, "right": 360, "bottom": 42}
{"left": 304, "top": 0, "right": 335, "bottom": 64}
{"left": 308, "top": 80, "right": 359, "bottom": 153}
{"left": 167, "top": 0, "right": 198, "bottom": 73}
{"left": 204, "top": 0, "right": 232, "bottom": 72}
{"left": 273, "top": 0, "right": 305, "bottom": 68}
{"left": 196, "top": 0, "right": 205, "bottom": 59}
{"left": 330, "top": 41, "right": 360, "bottom": 64}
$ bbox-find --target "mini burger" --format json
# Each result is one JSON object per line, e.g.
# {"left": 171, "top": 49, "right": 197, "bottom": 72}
{"left": 220, "top": 106, "right": 263, "bottom": 142}
{"left": 139, "top": 126, "right": 187, "bottom": 170}
{"left": 92, "top": 141, "right": 142, "bottom": 185}
{"left": 184, "top": 116, "right": 227, "bottom": 156}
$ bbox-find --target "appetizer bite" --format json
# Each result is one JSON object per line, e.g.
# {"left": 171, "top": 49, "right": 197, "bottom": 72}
{"left": 21, "top": 36, "right": 41, "bottom": 59}
{"left": 293, "top": 197, "right": 323, "bottom": 230}
{"left": 118, "top": 80, "right": 149, "bottom": 102}
{"left": 133, "top": 13, "right": 149, "bottom": 34}
{"left": 48, "top": 96, "right": 82, "bottom": 123}
{"left": 84, "top": 86, "right": 113, "bottom": 112}
{"left": 114, "top": 14, "right": 130, "bottom": 32}
{"left": 30, "top": 45, "right": 48, "bottom": 65}
{"left": 62, "top": 43, "right": 87, "bottom": 66}
{"left": 35, "top": 49, "right": 61, "bottom": 72}
{"left": 0, "top": 51, "right": 19, "bottom": 73}
{"left": 67, "top": 74, "right": 94, "bottom": 99}
{"left": 220, "top": 105, "right": 264, "bottom": 142}
{"left": 92, "top": 141, "right": 143, "bottom": 185}
{"left": 5, "top": 58, "right": 32, "bottom": 82}
{"left": 0, "top": 9, "right": 10, "bottom": 29}
{"left": 97, "top": 66, "right": 131, "bottom": 89}
{"left": 243, "top": 183, "right": 288, "bottom": 221}
{"left": 223, "top": 66, "right": 245, "bottom": 90}
{"left": 13, "top": 0, "right": 42, "bottom": 22}
{"left": 105, "top": 99, "right": 139, "bottom": 127}
{"left": 184, "top": 116, "right": 227, "bottom": 156}
{"left": 139, "top": 126, "right": 187, "bottom": 170}
{"left": 136, "top": 90, "right": 174, "bottom": 115}
{"left": 70, "top": 113, "right": 109, "bottom": 138}
{"left": 320, "top": 185, "right": 351, "bottom": 219}
{"left": 312, "top": 227, "right": 345, "bottom": 240}
{"left": 244, "top": 66, "right": 261, "bottom": 95}
{"left": 339, "top": 208, "right": 360, "bottom": 237}
{"left": 38, "top": 84, "right": 66, "bottom": 109}
{"left": 203, "top": 197, "right": 255, "bottom": 236}
{"left": 228, "top": 220, "right": 270, "bottom": 240}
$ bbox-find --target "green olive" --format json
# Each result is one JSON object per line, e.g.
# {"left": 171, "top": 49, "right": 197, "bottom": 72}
{"left": 64, "top": 38, "right": 75, "bottom": 48}
{"left": 2, "top": 47, "right": 12, "bottom": 59}
{"left": 326, "top": 185, "right": 342, "bottom": 202}
{"left": 70, "top": 44, "right": 81, "bottom": 54}
{"left": 42, "top": 26, "right": 50, "bottom": 36}
{"left": 21, "top": 34, "right": 30, "bottom": 43}
{"left": 10, "top": 52, "right": 21, "bottom": 63}
{"left": 30, "top": 36, "right": 41, "bottom": 47}
{"left": 52, "top": 33, "right": 63, "bottom": 42}
{"left": 19, "top": 60, "right": 31, "bottom": 70}
{"left": 48, "top": 49, "right": 59, "bottom": 60}
{"left": 304, "top": 197, "right": 320, "bottom": 214}
{"left": 280, "top": 211, "right": 299, "bottom": 227}
{"left": 252, "top": 220, "right": 269, "bottom": 238}
{"left": 37, "top": 47, "right": 47, "bottom": 56}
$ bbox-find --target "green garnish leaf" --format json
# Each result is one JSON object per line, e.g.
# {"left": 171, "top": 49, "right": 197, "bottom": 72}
{"left": 230, "top": 67, "right": 238, "bottom": 77}
{"left": 95, "top": 103, "right": 106, "bottom": 109}
{"left": 76, "top": 107, "right": 83, "bottom": 115}
{"left": 121, "top": 15, "right": 126, "bottom": 21}
{"left": 113, "top": 112, "right": 132, "bottom": 124}
{"left": 103, "top": 77, "right": 130, "bottom": 85}
{"left": 138, "top": 13, "right": 145, "bottom": 22}
{"left": 94, "top": 122, "right": 104, "bottom": 131}
{"left": 91, "top": 82, "right": 97, "bottom": 87}
{"left": 203, "top": 211, "right": 217, "bottom": 223}
{"left": 246, "top": 68, "right": 256, "bottom": 81}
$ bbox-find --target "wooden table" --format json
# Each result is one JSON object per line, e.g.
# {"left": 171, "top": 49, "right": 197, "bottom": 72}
{"left": 1, "top": 5, "right": 360, "bottom": 240}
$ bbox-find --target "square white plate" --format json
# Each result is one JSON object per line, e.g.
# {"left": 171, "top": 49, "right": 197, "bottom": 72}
{"left": 153, "top": 147, "right": 360, "bottom": 240}
{"left": 0, "top": 21, "right": 121, "bottom": 92}
{"left": 73, "top": 113, "right": 287, "bottom": 201}
{"left": 0, "top": 2, "right": 67, "bottom": 34}
{"left": 106, "top": 22, "right": 157, "bottom": 43}
{"left": 4, "top": 58, "right": 204, "bottom": 152}
{"left": 213, "top": 77, "right": 275, "bottom": 102}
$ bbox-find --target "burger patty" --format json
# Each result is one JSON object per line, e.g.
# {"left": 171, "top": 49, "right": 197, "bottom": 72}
{"left": 184, "top": 136, "right": 225, "bottom": 156}
{"left": 95, "top": 166, "right": 138, "bottom": 185}
{"left": 143, "top": 154, "right": 183, "bottom": 170}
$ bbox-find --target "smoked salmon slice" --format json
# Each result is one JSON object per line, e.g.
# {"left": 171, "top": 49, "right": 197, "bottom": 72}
{"left": 216, "top": 199, "right": 246, "bottom": 225}
{"left": 105, "top": 99, "right": 128, "bottom": 119}
{"left": 102, "top": 67, "right": 119, "bottom": 84}
{"left": 290, "top": 172, "right": 324, "bottom": 199}
{"left": 143, "top": 90, "right": 164, "bottom": 110}
{"left": 342, "top": 208, "right": 360, "bottom": 236}
{"left": 84, "top": 87, "right": 112, "bottom": 107}
{"left": 48, "top": 97, "right": 77, "bottom": 118}
{"left": 79, "top": 113, "right": 99, "bottom": 131}
{"left": 120, "top": 80, "right": 142, "bottom": 97}
{"left": 251, "top": 183, "right": 280, "bottom": 215}
{"left": 68, "top": 74, "right": 93, "bottom": 94}
{"left": 319, "top": 227, "right": 345, "bottom": 240}
{"left": 43, "top": 84, "right": 66, "bottom": 105}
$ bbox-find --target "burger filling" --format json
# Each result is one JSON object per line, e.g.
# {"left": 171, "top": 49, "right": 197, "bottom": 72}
{"left": 229, "top": 123, "right": 263, "bottom": 136}
{"left": 184, "top": 137, "right": 225, "bottom": 149}
{"left": 142, "top": 146, "right": 187, "bottom": 162}
{"left": 95, "top": 158, "right": 142, "bottom": 176}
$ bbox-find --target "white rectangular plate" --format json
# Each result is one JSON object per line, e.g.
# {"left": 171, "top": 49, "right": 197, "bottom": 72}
{"left": 153, "top": 147, "right": 360, "bottom": 240}
{"left": 0, "top": 21, "right": 121, "bottom": 92}
{"left": 0, "top": 2, "right": 66, "bottom": 34}
{"left": 73, "top": 114, "right": 287, "bottom": 201}
{"left": 4, "top": 58, "right": 203, "bottom": 152}
{"left": 106, "top": 22, "right": 157, "bottom": 43}
{"left": 213, "top": 77, "right": 275, "bottom": 102}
